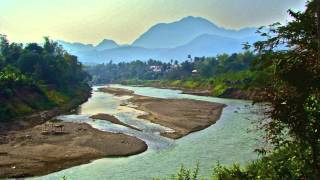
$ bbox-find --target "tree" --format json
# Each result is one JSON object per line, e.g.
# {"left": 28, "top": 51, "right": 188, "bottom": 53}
{"left": 25, "top": 43, "right": 43, "bottom": 54}
{"left": 0, "top": 54, "right": 4, "bottom": 70}
{"left": 0, "top": 36, "right": 90, "bottom": 121}
{"left": 43, "top": 36, "right": 61, "bottom": 55}
{"left": 0, "top": 34, "right": 9, "bottom": 58}
{"left": 254, "top": 1, "right": 320, "bottom": 177}
{"left": 18, "top": 52, "right": 42, "bottom": 75}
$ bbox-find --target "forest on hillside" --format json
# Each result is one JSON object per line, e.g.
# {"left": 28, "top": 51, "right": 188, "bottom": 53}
{"left": 86, "top": 51, "right": 270, "bottom": 99}
{"left": 87, "top": 52, "right": 256, "bottom": 83}
{"left": 0, "top": 36, "right": 91, "bottom": 121}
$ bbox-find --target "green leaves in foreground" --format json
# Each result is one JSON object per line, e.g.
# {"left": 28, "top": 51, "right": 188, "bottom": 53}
{"left": 157, "top": 142, "right": 313, "bottom": 180}
{"left": 153, "top": 163, "right": 200, "bottom": 180}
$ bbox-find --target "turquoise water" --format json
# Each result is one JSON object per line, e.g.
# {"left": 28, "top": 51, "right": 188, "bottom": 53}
{"left": 31, "top": 85, "right": 263, "bottom": 180}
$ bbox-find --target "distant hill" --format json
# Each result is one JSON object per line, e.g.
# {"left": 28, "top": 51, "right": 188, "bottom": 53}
{"left": 57, "top": 39, "right": 119, "bottom": 52}
{"left": 77, "top": 46, "right": 168, "bottom": 63}
{"left": 72, "top": 34, "right": 247, "bottom": 63}
{"left": 57, "top": 16, "right": 260, "bottom": 63}
{"left": 96, "top": 39, "right": 119, "bottom": 51}
{"left": 57, "top": 40, "right": 94, "bottom": 53}
{"left": 132, "top": 16, "right": 256, "bottom": 49}
{"left": 159, "top": 34, "right": 243, "bottom": 60}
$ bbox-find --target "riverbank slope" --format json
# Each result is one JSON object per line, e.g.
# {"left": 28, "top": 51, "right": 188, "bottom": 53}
{"left": 0, "top": 84, "right": 91, "bottom": 133}
{"left": 121, "top": 79, "right": 263, "bottom": 100}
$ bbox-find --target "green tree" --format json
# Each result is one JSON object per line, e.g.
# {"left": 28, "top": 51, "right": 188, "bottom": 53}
{"left": 0, "top": 35, "right": 90, "bottom": 121}
{"left": 18, "top": 52, "right": 43, "bottom": 75}
{"left": 0, "top": 35, "right": 22, "bottom": 65}
{"left": 25, "top": 43, "right": 43, "bottom": 54}
{"left": 0, "top": 54, "right": 4, "bottom": 70}
{"left": 254, "top": 0, "right": 320, "bottom": 177}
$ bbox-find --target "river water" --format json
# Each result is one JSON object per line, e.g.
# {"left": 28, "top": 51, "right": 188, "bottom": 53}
{"left": 31, "top": 85, "right": 264, "bottom": 180}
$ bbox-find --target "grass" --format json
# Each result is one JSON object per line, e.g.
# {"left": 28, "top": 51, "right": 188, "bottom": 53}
{"left": 122, "top": 70, "right": 267, "bottom": 97}
{"left": 0, "top": 83, "right": 90, "bottom": 122}
{"left": 39, "top": 85, "right": 70, "bottom": 106}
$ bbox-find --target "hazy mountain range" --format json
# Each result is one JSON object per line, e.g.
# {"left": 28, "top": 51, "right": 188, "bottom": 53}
{"left": 57, "top": 16, "right": 260, "bottom": 64}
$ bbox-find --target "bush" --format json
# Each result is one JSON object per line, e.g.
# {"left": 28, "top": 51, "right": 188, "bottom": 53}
{"left": 153, "top": 164, "right": 199, "bottom": 180}
{"left": 0, "top": 66, "right": 33, "bottom": 88}
{"left": 158, "top": 143, "right": 312, "bottom": 180}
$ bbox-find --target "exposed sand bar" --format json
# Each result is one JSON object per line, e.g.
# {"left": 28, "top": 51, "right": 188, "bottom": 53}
{"left": 99, "top": 87, "right": 134, "bottom": 96}
{"left": 90, "top": 114, "right": 142, "bottom": 131}
{"left": 0, "top": 121, "right": 147, "bottom": 178}
{"left": 99, "top": 87, "right": 226, "bottom": 139}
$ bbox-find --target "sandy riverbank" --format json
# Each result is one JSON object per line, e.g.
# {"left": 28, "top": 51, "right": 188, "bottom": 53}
{"left": 90, "top": 114, "right": 142, "bottom": 131}
{"left": 99, "top": 87, "right": 226, "bottom": 139}
{"left": 0, "top": 121, "right": 147, "bottom": 178}
{"left": 124, "top": 83, "right": 261, "bottom": 100}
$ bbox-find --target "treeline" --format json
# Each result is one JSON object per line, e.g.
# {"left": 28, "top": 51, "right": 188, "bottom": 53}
{"left": 86, "top": 51, "right": 257, "bottom": 84}
{"left": 0, "top": 35, "right": 90, "bottom": 121}
{"left": 86, "top": 51, "right": 266, "bottom": 99}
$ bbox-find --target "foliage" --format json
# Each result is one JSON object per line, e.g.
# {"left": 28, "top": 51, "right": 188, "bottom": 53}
{"left": 252, "top": 0, "right": 320, "bottom": 177}
{"left": 0, "top": 35, "right": 90, "bottom": 121}
{"left": 0, "top": 66, "right": 32, "bottom": 87}
{"left": 173, "top": 164, "right": 200, "bottom": 180}
{"left": 161, "top": 143, "right": 312, "bottom": 180}
{"left": 212, "top": 163, "right": 249, "bottom": 180}
{"left": 122, "top": 69, "right": 269, "bottom": 98}
{"left": 155, "top": 1, "right": 320, "bottom": 179}
{"left": 86, "top": 52, "right": 258, "bottom": 84}
{"left": 211, "top": 144, "right": 312, "bottom": 179}
{"left": 86, "top": 52, "right": 267, "bottom": 99}
{"left": 153, "top": 164, "right": 200, "bottom": 180}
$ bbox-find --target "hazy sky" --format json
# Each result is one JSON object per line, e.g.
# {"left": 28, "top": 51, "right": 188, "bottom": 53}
{"left": 0, "top": 0, "right": 306, "bottom": 45}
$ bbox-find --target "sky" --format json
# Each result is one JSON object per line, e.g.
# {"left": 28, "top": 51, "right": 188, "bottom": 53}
{"left": 0, "top": 0, "right": 307, "bottom": 45}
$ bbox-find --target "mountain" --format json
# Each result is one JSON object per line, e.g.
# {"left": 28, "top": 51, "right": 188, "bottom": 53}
{"left": 57, "top": 40, "right": 94, "bottom": 53}
{"left": 132, "top": 16, "right": 257, "bottom": 49}
{"left": 57, "top": 39, "right": 119, "bottom": 52}
{"left": 160, "top": 34, "right": 244, "bottom": 60}
{"left": 77, "top": 46, "right": 167, "bottom": 63}
{"left": 73, "top": 34, "right": 248, "bottom": 63}
{"left": 57, "top": 16, "right": 260, "bottom": 63}
{"left": 96, "top": 39, "right": 119, "bottom": 51}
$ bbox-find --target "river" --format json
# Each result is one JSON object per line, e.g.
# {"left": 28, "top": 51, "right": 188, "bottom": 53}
{"left": 31, "top": 85, "right": 264, "bottom": 180}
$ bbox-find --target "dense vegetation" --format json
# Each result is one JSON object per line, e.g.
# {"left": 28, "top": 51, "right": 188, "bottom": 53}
{"left": 87, "top": 52, "right": 256, "bottom": 83}
{"left": 86, "top": 51, "right": 269, "bottom": 98}
{"left": 0, "top": 36, "right": 90, "bottom": 121}
{"left": 156, "top": 0, "right": 320, "bottom": 179}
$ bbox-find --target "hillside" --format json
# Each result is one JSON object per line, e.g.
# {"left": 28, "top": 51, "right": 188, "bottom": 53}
{"left": 160, "top": 34, "right": 243, "bottom": 60}
{"left": 132, "top": 16, "right": 256, "bottom": 49}
{"left": 57, "top": 16, "right": 259, "bottom": 63}
{"left": 0, "top": 36, "right": 91, "bottom": 123}
{"left": 95, "top": 39, "right": 119, "bottom": 50}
